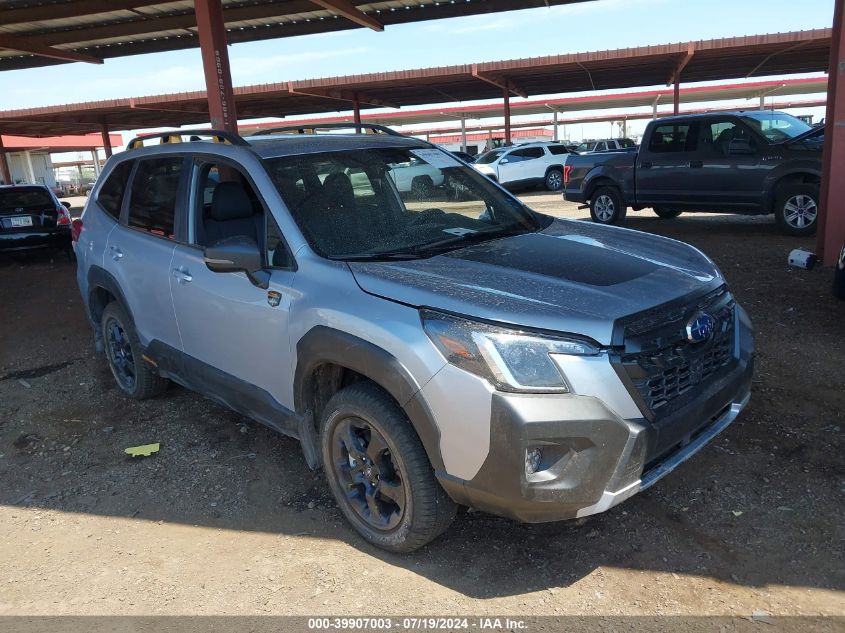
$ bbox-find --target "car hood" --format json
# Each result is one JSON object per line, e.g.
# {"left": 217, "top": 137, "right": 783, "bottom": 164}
{"left": 348, "top": 219, "right": 723, "bottom": 345}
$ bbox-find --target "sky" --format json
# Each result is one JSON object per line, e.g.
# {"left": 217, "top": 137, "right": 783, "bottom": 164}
{"left": 0, "top": 0, "right": 836, "bottom": 154}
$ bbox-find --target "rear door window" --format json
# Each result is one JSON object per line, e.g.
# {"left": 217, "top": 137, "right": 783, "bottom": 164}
{"left": 548, "top": 145, "right": 570, "bottom": 155}
{"left": 97, "top": 160, "right": 134, "bottom": 220}
{"left": 506, "top": 147, "right": 544, "bottom": 163}
{"left": 647, "top": 123, "right": 698, "bottom": 153}
{"left": 127, "top": 157, "right": 183, "bottom": 239}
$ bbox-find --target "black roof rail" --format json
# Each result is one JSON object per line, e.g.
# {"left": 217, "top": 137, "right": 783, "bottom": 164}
{"left": 250, "top": 123, "right": 406, "bottom": 137}
{"left": 126, "top": 129, "right": 248, "bottom": 150}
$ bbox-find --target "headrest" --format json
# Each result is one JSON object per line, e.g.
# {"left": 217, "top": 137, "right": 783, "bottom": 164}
{"left": 322, "top": 172, "right": 354, "bottom": 208}
{"left": 210, "top": 181, "right": 253, "bottom": 221}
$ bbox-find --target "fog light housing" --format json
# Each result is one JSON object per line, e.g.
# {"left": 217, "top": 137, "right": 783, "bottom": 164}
{"left": 525, "top": 448, "right": 542, "bottom": 476}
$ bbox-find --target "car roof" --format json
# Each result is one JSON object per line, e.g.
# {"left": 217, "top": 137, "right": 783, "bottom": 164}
{"left": 245, "top": 133, "right": 429, "bottom": 159}
{"left": 0, "top": 183, "right": 49, "bottom": 190}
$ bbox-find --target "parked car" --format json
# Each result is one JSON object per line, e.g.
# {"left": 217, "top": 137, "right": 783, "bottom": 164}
{"left": 449, "top": 150, "right": 476, "bottom": 163}
{"left": 473, "top": 142, "right": 573, "bottom": 191}
{"left": 74, "top": 127, "right": 754, "bottom": 552}
{"left": 0, "top": 184, "right": 73, "bottom": 255}
{"left": 564, "top": 111, "right": 823, "bottom": 236}
{"left": 387, "top": 157, "right": 445, "bottom": 198}
{"left": 575, "top": 138, "right": 637, "bottom": 154}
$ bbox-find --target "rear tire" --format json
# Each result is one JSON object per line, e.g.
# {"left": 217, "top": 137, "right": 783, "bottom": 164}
{"left": 410, "top": 176, "right": 434, "bottom": 200}
{"left": 320, "top": 382, "right": 456, "bottom": 553}
{"left": 653, "top": 207, "right": 682, "bottom": 219}
{"left": 590, "top": 186, "right": 626, "bottom": 225}
{"left": 101, "top": 302, "right": 167, "bottom": 399}
{"left": 545, "top": 168, "right": 563, "bottom": 191}
{"left": 775, "top": 184, "right": 819, "bottom": 236}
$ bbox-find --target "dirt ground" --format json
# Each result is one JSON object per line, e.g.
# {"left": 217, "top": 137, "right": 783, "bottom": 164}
{"left": 0, "top": 194, "right": 843, "bottom": 622}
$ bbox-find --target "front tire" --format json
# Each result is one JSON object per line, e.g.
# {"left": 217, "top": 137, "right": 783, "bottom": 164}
{"left": 653, "top": 207, "right": 682, "bottom": 219}
{"left": 590, "top": 186, "right": 626, "bottom": 225}
{"left": 775, "top": 184, "right": 819, "bottom": 236}
{"left": 101, "top": 302, "right": 167, "bottom": 399}
{"left": 545, "top": 168, "right": 563, "bottom": 191}
{"left": 320, "top": 382, "right": 456, "bottom": 553}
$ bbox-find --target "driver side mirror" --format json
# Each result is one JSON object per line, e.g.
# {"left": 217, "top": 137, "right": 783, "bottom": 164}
{"left": 499, "top": 158, "right": 509, "bottom": 164}
{"left": 204, "top": 236, "right": 270, "bottom": 289}
{"left": 728, "top": 138, "right": 755, "bottom": 155}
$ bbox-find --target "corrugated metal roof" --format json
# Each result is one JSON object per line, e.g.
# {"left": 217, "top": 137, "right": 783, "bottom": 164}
{"left": 0, "top": 0, "right": 589, "bottom": 69}
{"left": 0, "top": 29, "right": 831, "bottom": 136}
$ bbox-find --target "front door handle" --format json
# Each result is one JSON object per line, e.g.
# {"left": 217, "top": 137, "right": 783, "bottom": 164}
{"left": 171, "top": 268, "right": 193, "bottom": 284}
{"left": 108, "top": 245, "right": 123, "bottom": 261}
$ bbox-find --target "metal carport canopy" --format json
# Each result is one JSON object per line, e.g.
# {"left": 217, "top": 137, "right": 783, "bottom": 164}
{"left": 0, "top": 29, "right": 832, "bottom": 136}
{"left": 0, "top": 0, "right": 594, "bottom": 71}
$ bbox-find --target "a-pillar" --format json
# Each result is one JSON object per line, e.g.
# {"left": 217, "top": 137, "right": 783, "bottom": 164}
{"left": 195, "top": 0, "right": 238, "bottom": 133}
{"left": 0, "top": 135, "right": 11, "bottom": 185}
{"left": 817, "top": 0, "right": 845, "bottom": 265}
{"left": 101, "top": 124, "right": 113, "bottom": 158}
{"left": 503, "top": 87, "right": 512, "bottom": 146}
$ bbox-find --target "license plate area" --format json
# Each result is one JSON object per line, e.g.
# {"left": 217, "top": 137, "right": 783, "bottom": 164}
{"left": 10, "top": 216, "right": 33, "bottom": 227}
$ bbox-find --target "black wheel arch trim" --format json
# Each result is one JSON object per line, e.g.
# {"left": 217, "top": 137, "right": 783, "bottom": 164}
{"left": 294, "top": 326, "right": 445, "bottom": 472}
{"left": 765, "top": 169, "right": 822, "bottom": 211}
{"left": 86, "top": 265, "right": 136, "bottom": 351}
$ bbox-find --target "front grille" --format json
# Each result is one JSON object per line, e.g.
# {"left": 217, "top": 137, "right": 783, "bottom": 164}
{"left": 615, "top": 286, "right": 737, "bottom": 419}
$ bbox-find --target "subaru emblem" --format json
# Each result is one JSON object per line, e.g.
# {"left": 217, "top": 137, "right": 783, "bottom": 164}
{"left": 686, "top": 312, "right": 715, "bottom": 344}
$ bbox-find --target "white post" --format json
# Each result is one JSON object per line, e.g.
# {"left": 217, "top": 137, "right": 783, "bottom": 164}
{"left": 23, "top": 151, "right": 36, "bottom": 184}
{"left": 759, "top": 95, "right": 765, "bottom": 110}
{"left": 460, "top": 115, "right": 467, "bottom": 153}
{"left": 91, "top": 150, "right": 101, "bottom": 178}
{"left": 553, "top": 110, "right": 559, "bottom": 142}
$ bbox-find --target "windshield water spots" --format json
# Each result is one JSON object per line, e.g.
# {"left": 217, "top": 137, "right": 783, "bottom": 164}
{"left": 264, "top": 147, "right": 546, "bottom": 260}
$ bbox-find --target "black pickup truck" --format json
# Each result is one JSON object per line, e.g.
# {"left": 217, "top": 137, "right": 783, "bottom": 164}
{"left": 563, "top": 111, "right": 824, "bottom": 236}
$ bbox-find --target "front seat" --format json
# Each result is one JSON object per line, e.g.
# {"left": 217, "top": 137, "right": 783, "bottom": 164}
{"left": 203, "top": 181, "right": 260, "bottom": 246}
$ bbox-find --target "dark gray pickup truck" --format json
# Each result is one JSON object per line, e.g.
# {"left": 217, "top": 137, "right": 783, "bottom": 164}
{"left": 563, "top": 111, "right": 824, "bottom": 236}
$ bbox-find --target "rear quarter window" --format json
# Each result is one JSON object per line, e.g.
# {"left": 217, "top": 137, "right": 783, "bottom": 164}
{"left": 548, "top": 145, "right": 570, "bottom": 155}
{"left": 97, "top": 160, "right": 134, "bottom": 220}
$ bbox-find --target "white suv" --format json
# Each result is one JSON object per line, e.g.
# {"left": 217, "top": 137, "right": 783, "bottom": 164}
{"left": 473, "top": 142, "right": 572, "bottom": 191}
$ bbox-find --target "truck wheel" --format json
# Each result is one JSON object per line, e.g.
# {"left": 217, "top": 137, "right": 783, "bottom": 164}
{"left": 411, "top": 176, "right": 434, "bottom": 200}
{"left": 775, "top": 184, "right": 819, "bottom": 236}
{"left": 320, "top": 382, "right": 456, "bottom": 553}
{"left": 590, "top": 186, "right": 626, "bottom": 225}
{"left": 545, "top": 168, "right": 563, "bottom": 191}
{"left": 653, "top": 207, "right": 682, "bottom": 219}
{"left": 101, "top": 302, "right": 167, "bottom": 399}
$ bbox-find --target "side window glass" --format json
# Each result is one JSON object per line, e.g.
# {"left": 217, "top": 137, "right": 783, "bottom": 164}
{"left": 127, "top": 157, "right": 182, "bottom": 238}
{"left": 706, "top": 120, "right": 756, "bottom": 155}
{"left": 192, "top": 162, "right": 293, "bottom": 269}
{"left": 97, "top": 160, "right": 134, "bottom": 220}
{"left": 548, "top": 145, "right": 569, "bottom": 155}
{"left": 648, "top": 124, "right": 696, "bottom": 153}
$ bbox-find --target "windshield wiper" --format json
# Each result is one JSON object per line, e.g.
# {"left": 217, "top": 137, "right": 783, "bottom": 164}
{"left": 330, "top": 251, "right": 429, "bottom": 262}
{"left": 413, "top": 226, "right": 530, "bottom": 255}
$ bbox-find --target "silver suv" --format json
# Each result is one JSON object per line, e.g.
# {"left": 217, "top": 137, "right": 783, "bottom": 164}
{"left": 74, "top": 126, "right": 754, "bottom": 552}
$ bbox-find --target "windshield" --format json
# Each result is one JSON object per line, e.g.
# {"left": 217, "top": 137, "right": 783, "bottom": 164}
{"left": 474, "top": 149, "right": 506, "bottom": 165}
{"left": 264, "top": 146, "right": 547, "bottom": 260}
{"left": 739, "top": 112, "right": 812, "bottom": 142}
{"left": 0, "top": 187, "right": 53, "bottom": 212}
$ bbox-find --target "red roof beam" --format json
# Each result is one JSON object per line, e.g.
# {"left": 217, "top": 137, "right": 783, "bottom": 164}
{"left": 472, "top": 65, "right": 528, "bottom": 98}
{"left": 309, "top": 0, "right": 383, "bottom": 31}
{"left": 0, "top": 33, "right": 102, "bottom": 65}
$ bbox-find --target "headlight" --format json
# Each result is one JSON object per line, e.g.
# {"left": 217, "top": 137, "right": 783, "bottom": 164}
{"left": 421, "top": 310, "right": 600, "bottom": 393}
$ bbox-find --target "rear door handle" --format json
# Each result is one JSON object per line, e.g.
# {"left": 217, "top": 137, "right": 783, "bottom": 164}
{"left": 640, "top": 161, "right": 653, "bottom": 169}
{"left": 689, "top": 160, "right": 704, "bottom": 168}
{"left": 171, "top": 268, "right": 193, "bottom": 284}
{"left": 108, "top": 245, "right": 123, "bottom": 261}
